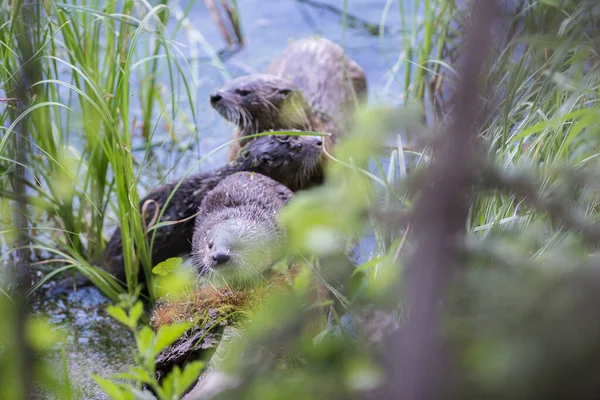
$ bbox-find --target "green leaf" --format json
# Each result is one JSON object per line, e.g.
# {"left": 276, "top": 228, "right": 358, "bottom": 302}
{"left": 113, "top": 366, "right": 153, "bottom": 384}
{"left": 160, "top": 366, "right": 176, "bottom": 399}
{"left": 353, "top": 256, "right": 386, "bottom": 275}
{"left": 136, "top": 326, "right": 154, "bottom": 360}
{"left": 129, "top": 301, "right": 144, "bottom": 327}
{"left": 128, "top": 388, "right": 157, "bottom": 400}
{"left": 152, "top": 267, "right": 197, "bottom": 300}
{"left": 107, "top": 305, "right": 133, "bottom": 330}
{"left": 161, "top": 362, "right": 205, "bottom": 399}
{"left": 176, "top": 361, "right": 205, "bottom": 397}
{"left": 27, "top": 316, "right": 65, "bottom": 350}
{"left": 92, "top": 375, "right": 134, "bottom": 400}
{"left": 152, "top": 257, "right": 183, "bottom": 276}
{"left": 512, "top": 109, "right": 589, "bottom": 140}
{"left": 540, "top": 0, "right": 561, "bottom": 7}
{"left": 153, "top": 322, "right": 192, "bottom": 358}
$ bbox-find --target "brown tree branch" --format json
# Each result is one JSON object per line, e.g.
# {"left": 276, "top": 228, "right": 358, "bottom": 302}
{"left": 375, "top": 1, "right": 501, "bottom": 398}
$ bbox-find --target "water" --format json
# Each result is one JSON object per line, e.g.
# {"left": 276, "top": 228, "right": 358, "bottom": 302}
{"left": 127, "top": 0, "right": 408, "bottom": 190}
{"left": 34, "top": 287, "right": 135, "bottom": 399}
{"left": 36, "top": 0, "right": 419, "bottom": 397}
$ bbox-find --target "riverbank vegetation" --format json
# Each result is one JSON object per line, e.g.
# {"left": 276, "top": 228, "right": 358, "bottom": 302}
{"left": 2, "top": 0, "right": 600, "bottom": 398}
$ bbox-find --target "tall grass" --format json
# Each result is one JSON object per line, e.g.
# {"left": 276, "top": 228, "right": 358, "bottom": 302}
{"left": 358, "top": 0, "right": 458, "bottom": 282}
{"left": 0, "top": 0, "right": 227, "bottom": 302}
{"left": 467, "top": 1, "right": 600, "bottom": 243}
{"left": 379, "top": 0, "right": 600, "bottom": 252}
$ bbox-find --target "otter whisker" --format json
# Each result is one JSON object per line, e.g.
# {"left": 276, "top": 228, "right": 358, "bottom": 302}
{"left": 238, "top": 108, "right": 247, "bottom": 131}
{"left": 225, "top": 102, "right": 242, "bottom": 129}
{"left": 261, "top": 97, "right": 279, "bottom": 114}
{"left": 222, "top": 102, "right": 233, "bottom": 123}
{"left": 261, "top": 99, "right": 282, "bottom": 119}
{"left": 240, "top": 107, "right": 252, "bottom": 131}
{"left": 228, "top": 103, "right": 240, "bottom": 126}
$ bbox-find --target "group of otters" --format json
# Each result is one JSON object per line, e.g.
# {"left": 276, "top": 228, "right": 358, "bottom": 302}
{"left": 98, "top": 37, "right": 367, "bottom": 291}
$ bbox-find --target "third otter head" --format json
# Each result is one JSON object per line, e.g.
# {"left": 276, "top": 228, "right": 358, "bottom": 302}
{"left": 192, "top": 172, "right": 293, "bottom": 285}
{"left": 210, "top": 74, "right": 316, "bottom": 138}
{"left": 193, "top": 206, "right": 285, "bottom": 285}
{"left": 232, "top": 134, "right": 325, "bottom": 192}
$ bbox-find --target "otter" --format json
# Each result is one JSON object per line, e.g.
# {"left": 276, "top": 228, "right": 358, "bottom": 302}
{"left": 192, "top": 172, "right": 292, "bottom": 284}
{"left": 101, "top": 134, "right": 322, "bottom": 285}
{"left": 210, "top": 75, "right": 321, "bottom": 161}
{"left": 210, "top": 37, "right": 367, "bottom": 161}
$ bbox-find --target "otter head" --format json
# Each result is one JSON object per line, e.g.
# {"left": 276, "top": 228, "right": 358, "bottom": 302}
{"left": 193, "top": 207, "right": 285, "bottom": 285}
{"left": 233, "top": 134, "right": 325, "bottom": 192}
{"left": 210, "top": 74, "right": 314, "bottom": 136}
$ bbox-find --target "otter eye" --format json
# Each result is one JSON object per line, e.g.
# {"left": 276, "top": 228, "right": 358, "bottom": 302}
{"left": 260, "top": 155, "right": 273, "bottom": 164}
{"left": 236, "top": 89, "right": 251, "bottom": 97}
{"left": 207, "top": 240, "right": 213, "bottom": 249}
{"left": 278, "top": 88, "right": 292, "bottom": 96}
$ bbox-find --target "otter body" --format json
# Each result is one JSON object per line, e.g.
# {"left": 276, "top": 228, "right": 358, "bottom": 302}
{"left": 210, "top": 37, "right": 367, "bottom": 161}
{"left": 267, "top": 37, "right": 368, "bottom": 137}
{"left": 192, "top": 172, "right": 292, "bottom": 282}
{"left": 102, "top": 134, "right": 322, "bottom": 284}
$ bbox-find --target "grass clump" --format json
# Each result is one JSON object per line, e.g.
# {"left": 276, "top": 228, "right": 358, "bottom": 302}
{"left": 0, "top": 0, "right": 220, "bottom": 302}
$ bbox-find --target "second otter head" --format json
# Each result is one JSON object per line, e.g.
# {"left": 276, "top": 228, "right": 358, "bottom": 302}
{"left": 210, "top": 74, "right": 314, "bottom": 136}
{"left": 233, "top": 134, "right": 325, "bottom": 192}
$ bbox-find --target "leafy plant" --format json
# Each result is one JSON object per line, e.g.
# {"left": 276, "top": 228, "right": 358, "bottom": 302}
{"left": 94, "top": 298, "right": 204, "bottom": 400}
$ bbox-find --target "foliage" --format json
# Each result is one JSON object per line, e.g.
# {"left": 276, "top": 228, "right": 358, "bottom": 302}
{"left": 94, "top": 298, "right": 204, "bottom": 400}
{"left": 0, "top": 294, "right": 76, "bottom": 399}
{"left": 4, "top": 0, "right": 600, "bottom": 398}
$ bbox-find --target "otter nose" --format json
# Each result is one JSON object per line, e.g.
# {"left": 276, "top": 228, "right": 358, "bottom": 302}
{"left": 210, "top": 92, "right": 222, "bottom": 104}
{"left": 213, "top": 252, "right": 230, "bottom": 265}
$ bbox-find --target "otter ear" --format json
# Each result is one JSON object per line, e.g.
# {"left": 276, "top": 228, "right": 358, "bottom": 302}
{"left": 278, "top": 88, "right": 292, "bottom": 97}
{"left": 274, "top": 135, "right": 290, "bottom": 143}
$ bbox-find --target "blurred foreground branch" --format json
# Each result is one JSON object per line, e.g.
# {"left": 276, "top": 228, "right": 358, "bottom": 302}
{"left": 376, "top": 1, "right": 500, "bottom": 399}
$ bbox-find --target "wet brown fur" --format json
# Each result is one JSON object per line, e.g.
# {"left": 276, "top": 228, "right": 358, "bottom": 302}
{"left": 211, "top": 37, "right": 367, "bottom": 161}
{"left": 191, "top": 172, "right": 293, "bottom": 279}
{"left": 102, "top": 134, "right": 323, "bottom": 285}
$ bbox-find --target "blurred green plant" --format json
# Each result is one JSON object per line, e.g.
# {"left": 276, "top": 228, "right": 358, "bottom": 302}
{"left": 94, "top": 297, "right": 204, "bottom": 400}
{"left": 5, "top": 0, "right": 600, "bottom": 398}
{"left": 0, "top": 0, "right": 235, "bottom": 302}
{"left": 0, "top": 293, "right": 76, "bottom": 399}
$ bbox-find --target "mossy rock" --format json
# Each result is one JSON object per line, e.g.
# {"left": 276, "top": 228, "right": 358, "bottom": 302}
{"left": 151, "top": 269, "right": 299, "bottom": 383}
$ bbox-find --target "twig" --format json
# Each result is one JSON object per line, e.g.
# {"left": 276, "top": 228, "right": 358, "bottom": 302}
{"left": 205, "top": 0, "right": 243, "bottom": 48}
{"left": 296, "top": 0, "right": 391, "bottom": 36}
